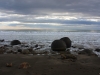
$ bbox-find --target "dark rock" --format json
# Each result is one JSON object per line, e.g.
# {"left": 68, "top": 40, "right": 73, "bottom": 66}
{"left": 51, "top": 40, "right": 66, "bottom": 51}
{"left": 25, "top": 45, "right": 29, "bottom": 47}
{"left": 35, "top": 44, "right": 38, "bottom": 47}
{"left": 11, "top": 40, "right": 21, "bottom": 45}
{"left": 95, "top": 49, "right": 100, "bottom": 52}
{"left": 71, "top": 46, "right": 76, "bottom": 48}
{"left": 4, "top": 45, "right": 8, "bottom": 47}
{"left": 60, "top": 37, "right": 71, "bottom": 48}
{"left": 78, "top": 49, "right": 94, "bottom": 56}
{"left": 0, "top": 39, "right": 4, "bottom": 42}
{"left": 18, "top": 49, "right": 22, "bottom": 53}
{"left": 6, "top": 63, "right": 12, "bottom": 67}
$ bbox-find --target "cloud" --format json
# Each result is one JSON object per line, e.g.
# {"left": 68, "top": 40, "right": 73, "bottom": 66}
{"left": 0, "top": 0, "right": 100, "bottom": 16}
{"left": 0, "top": 0, "right": 100, "bottom": 31}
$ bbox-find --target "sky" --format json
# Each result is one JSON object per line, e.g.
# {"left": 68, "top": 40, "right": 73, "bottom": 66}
{"left": 0, "top": 0, "right": 100, "bottom": 31}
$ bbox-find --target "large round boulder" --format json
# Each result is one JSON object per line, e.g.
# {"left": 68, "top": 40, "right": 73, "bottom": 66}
{"left": 60, "top": 37, "right": 71, "bottom": 48}
{"left": 51, "top": 40, "right": 66, "bottom": 51}
{"left": 11, "top": 40, "right": 21, "bottom": 45}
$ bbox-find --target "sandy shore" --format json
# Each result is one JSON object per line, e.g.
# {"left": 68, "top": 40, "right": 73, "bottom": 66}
{"left": 0, "top": 54, "right": 100, "bottom": 75}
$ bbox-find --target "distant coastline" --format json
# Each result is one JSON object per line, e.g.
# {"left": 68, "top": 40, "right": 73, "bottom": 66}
{"left": 0, "top": 29, "right": 100, "bottom": 33}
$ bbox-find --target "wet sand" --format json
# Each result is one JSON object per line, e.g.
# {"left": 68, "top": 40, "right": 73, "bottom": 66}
{"left": 0, "top": 54, "right": 100, "bottom": 75}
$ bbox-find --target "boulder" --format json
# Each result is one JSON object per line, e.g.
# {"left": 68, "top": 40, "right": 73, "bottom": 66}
{"left": 51, "top": 40, "right": 66, "bottom": 51}
{"left": 60, "top": 37, "right": 71, "bottom": 48}
{"left": 11, "top": 40, "right": 21, "bottom": 45}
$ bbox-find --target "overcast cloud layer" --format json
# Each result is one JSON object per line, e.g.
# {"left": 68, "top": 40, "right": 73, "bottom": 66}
{"left": 0, "top": 0, "right": 100, "bottom": 31}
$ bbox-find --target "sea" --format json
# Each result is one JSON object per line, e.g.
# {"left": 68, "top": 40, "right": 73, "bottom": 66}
{"left": 0, "top": 29, "right": 100, "bottom": 56}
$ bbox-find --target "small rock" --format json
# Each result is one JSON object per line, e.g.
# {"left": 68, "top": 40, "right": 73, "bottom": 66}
{"left": 34, "top": 44, "right": 38, "bottom": 47}
{"left": 71, "top": 46, "right": 76, "bottom": 48}
{"left": 18, "top": 49, "right": 22, "bottom": 53}
{"left": 95, "top": 49, "right": 100, "bottom": 52}
{"left": 0, "top": 39, "right": 4, "bottom": 42}
{"left": 78, "top": 49, "right": 94, "bottom": 56}
{"left": 6, "top": 63, "right": 12, "bottom": 67}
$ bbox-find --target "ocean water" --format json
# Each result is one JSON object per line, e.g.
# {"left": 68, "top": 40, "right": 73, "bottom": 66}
{"left": 0, "top": 29, "right": 100, "bottom": 56}
{"left": 0, "top": 29, "right": 100, "bottom": 46}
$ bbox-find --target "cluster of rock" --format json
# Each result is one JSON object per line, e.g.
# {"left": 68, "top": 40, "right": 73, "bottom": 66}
{"left": 0, "top": 40, "right": 50, "bottom": 55}
{"left": 0, "top": 39, "right": 99, "bottom": 58}
{"left": 51, "top": 37, "right": 71, "bottom": 51}
{"left": 51, "top": 37, "right": 78, "bottom": 61}
{"left": 50, "top": 37, "right": 99, "bottom": 61}
{"left": 78, "top": 49, "right": 97, "bottom": 56}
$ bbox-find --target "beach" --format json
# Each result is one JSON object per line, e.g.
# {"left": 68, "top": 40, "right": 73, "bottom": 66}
{"left": 0, "top": 31, "right": 100, "bottom": 75}
{"left": 0, "top": 54, "right": 100, "bottom": 75}
{"left": 0, "top": 0, "right": 100, "bottom": 74}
